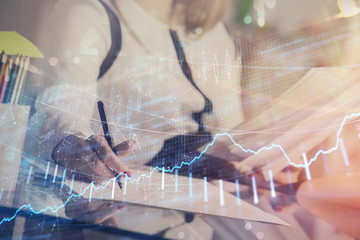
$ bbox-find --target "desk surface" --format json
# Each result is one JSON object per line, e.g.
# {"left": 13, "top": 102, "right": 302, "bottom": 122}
{"left": 0, "top": 156, "right": 292, "bottom": 239}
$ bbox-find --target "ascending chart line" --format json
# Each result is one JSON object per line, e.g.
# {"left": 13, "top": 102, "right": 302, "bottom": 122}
{"left": 1, "top": 111, "right": 359, "bottom": 225}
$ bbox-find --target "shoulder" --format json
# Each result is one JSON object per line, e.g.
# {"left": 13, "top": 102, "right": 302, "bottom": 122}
{"left": 53, "top": 0, "right": 108, "bottom": 17}
{"left": 49, "top": 0, "right": 110, "bottom": 33}
{"left": 47, "top": 0, "right": 112, "bottom": 56}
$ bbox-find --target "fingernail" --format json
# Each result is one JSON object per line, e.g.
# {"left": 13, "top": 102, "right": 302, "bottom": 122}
{"left": 116, "top": 140, "right": 134, "bottom": 153}
{"left": 125, "top": 140, "right": 135, "bottom": 149}
{"left": 275, "top": 207, "right": 282, "bottom": 212}
{"left": 124, "top": 171, "right": 132, "bottom": 178}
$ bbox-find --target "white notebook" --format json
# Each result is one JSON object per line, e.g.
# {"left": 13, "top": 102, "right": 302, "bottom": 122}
{"left": 0, "top": 104, "right": 30, "bottom": 206}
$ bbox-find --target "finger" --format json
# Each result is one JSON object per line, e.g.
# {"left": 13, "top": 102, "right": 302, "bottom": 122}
{"left": 236, "top": 164, "right": 253, "bottom": 174}
{"left": 87, "top": 135, "right": 131, "bottom": 177}
{"left": 270, "top": 166, "right": 301, "bottom": 185}
{"left": 89, "top": 158, "right": 116, "bottom": 184}
{"left": 114, "top": 140, "right": 135, "bottom": 157}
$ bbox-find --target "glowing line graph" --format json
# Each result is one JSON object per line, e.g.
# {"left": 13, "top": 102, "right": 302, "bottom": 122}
{"left": 1, "top": 111, "right": 360, "bottom": 225}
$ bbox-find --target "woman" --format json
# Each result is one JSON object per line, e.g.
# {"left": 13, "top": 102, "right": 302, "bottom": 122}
{"left": 27, "top": 0, "right": 244, "bottom": 184}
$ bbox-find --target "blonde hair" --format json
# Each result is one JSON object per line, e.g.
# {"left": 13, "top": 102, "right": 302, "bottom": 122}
{"left": 185, "top": 0, "right": 230, "bottom": 33}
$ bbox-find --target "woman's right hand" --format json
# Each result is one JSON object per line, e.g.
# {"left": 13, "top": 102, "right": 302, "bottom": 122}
{"left": 52, "top": 133, "right": 134, "bottom": 183}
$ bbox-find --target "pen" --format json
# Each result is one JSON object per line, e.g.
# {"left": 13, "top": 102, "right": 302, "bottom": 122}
{"left": 97, "top": 100, "right": 122, "bottom": 189}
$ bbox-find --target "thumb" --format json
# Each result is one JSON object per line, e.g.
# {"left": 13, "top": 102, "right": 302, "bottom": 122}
{"left": 114, "top": 140, "right": 135, "bottom": 157}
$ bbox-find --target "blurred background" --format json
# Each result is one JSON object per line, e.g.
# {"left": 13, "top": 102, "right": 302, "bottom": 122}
{"left": 0, "top": 0, "right": 354, "bottom": 106}
{"left": 0, "top": 0, "right": 348, "bottom": 45}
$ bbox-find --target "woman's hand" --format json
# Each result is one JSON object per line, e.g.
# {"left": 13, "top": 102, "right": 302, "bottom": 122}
{"left": 52, "top": 133, "right": 134, "bottom": 183}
